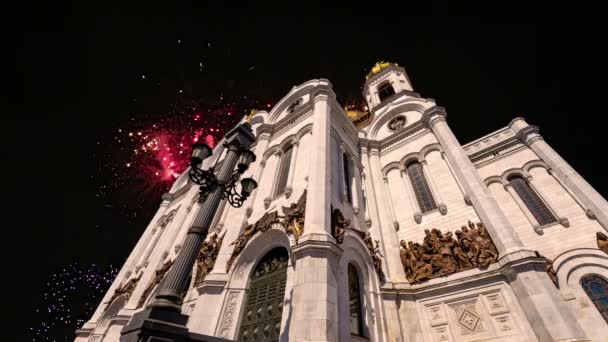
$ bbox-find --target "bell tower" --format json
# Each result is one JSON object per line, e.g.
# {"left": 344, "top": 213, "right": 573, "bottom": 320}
{"left": 362, "top": 61, "right": 414, "bottom": 110}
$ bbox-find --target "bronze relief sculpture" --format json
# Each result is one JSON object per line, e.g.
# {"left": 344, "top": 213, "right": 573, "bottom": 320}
{"left": 597, "top": 232, "right": 608, "bottom": 254}
{"left": 399, "top": 221, "right": 499, "bottom": 284}
{"left": 194, "top": 232, "right": 225, "bottom": 286}
{"left": 331, "top": 207, "right": 385, "bottom": 280}
{"left": 226, "top": 191, "right": 307, "bottom": 272}
{"left": 137, "top": 259, "right": 175, "bottom": 308}
{"left": 108, "top": 272, "right": 142, "bottom": 305}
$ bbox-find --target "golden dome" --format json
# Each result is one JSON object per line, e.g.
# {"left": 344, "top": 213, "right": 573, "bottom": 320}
{"left": 366, "top": 61, "right": 398, "bottom": 79}
{"left": 346, "top": 110, "right": 360, "bottom": 119}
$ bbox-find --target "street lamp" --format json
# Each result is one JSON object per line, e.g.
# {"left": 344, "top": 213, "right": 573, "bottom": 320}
{"left": 188, "top": 141, "right": 257, "bottom": 207}
{"left": 120, "top": 122, "right": 257, "bottom": 342}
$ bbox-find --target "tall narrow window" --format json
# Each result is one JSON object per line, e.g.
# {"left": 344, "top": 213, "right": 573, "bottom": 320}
{"left": 581, "top": 275, "right": 608, "bottom": 323}
{"left": 343, "top": 153, "right": 352, "bottom": 204}
{"left": 406, "top": 161, "right": 437, "bottom": 213}
{"left": 378, "top": 82, "right": 395, "bottom": 102}
{"left": 348, "top": 264, "right": 364, "bottom": 336}
{"left": 274, "top": 146, "right": 293, "bottom": 196}
{"left": 508, "top": 175, "right": 557, "bottom": 226}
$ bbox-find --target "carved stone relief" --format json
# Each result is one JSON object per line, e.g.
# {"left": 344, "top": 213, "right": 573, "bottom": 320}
{"left": 194, "top": 232, "right": 225, "bottom": 286}
{"left": 387, "top": 115, "right": 407, "bottom": 131}
{"left": 399, "top": 221, "right": 499, "bottom": 284}
{"left": 218, "top": 291, "right": 239, "bottom": 338}
{"left": 424, "top": 290, "right": 520, "bottom": 342}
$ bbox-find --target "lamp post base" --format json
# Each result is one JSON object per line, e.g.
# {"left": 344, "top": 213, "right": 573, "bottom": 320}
{"left": 120, "top": 307, "right": 233, "bottom": 342}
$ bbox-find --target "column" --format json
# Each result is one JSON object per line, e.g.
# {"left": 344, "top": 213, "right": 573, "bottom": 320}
{"left": 245, "top": 133, "right": 270, "bottom": 217}
{"left": 503, "top": 182, "right": 542, "bottom": 234}
{"left": 351, "top": 157, "right": 362, "bottom": 215}
{"left": 422, "top": 107, "right": 523, "bottom": 255}
{"left": 290, "top": 85, "right": 339, "bottom": 342}
{"left": 369, "top": 149, "right": 407, "bottom": 282}
{"left": 441, "top": 150, "right": 472, "bottom": 205}
{"left": 338, "top": 144, "right": 348, "bottom": 202}
{"left": 284, "top": 140, "right": 299, "bottom": 198}
{"left": 400, "top": 168, "right": 422, "bottom": 224}
{"left": 361, "top": 172, "right": 372, "bottom": 227}
{"left": 510, "top": 117, "right": 608, "bottom": 230}
{"left": 549, "top": 168, "right": 595, "bottom": 219}
{"left": 383, "top": 177, "right": 400, "bottom": 231}
{"left": 420, "top": 159, "right": 447, "bottom": 214}
{"left": 526, "top": 174, "right": 570, "bottom": 227}
{"left": 149, "top": 124, "right": 255, "bottom": 312}
{"left": 264, "top": 150, "right": 282, "bottom": 208}
{"left": 129, "top": 197, "right": 172, "bottom": 275}
{"left": 422, "top": 106, "right": 588, "bottom": 342}
{"left": 212, "top": 200, "right": 230, "bottom": 231}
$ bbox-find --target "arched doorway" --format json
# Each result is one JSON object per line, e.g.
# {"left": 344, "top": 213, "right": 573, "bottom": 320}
{"left": 238, "top": 248, "right": 289, "bottom": 342}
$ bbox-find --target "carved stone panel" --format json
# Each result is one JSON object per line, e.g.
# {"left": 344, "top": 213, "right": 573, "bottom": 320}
{"left": 421, "top": 288, "right": 529, "bottom": 342}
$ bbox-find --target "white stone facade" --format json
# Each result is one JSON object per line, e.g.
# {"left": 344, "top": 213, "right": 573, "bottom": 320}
{"left": 77, "top": 65, "right": 608, "bottom": 342}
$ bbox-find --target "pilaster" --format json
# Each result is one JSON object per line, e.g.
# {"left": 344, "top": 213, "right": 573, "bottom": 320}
{"left": 510, "top": 117, "right": 608, "bottom": 231}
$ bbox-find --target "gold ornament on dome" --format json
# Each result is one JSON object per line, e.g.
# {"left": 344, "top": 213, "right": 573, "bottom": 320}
{"left": 366, "top": 61, "right": 398, "bottom": 79}
{"left": 245, "top": 109, "right": 257, "bottom": 123}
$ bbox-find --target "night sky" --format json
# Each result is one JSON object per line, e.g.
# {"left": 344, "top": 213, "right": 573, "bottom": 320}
{"left": 11, "top": 3, "right": 607, "bottom": 340}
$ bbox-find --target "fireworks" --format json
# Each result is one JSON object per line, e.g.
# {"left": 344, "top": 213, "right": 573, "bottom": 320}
{"left": 30, "top": 263, "right": 119, "bottom": 341}
{"left": 96, "top": 94, "right": 265, "bottom": 203}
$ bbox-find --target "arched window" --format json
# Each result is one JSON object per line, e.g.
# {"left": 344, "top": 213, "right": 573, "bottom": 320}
{"left": 508, "top": 175, "right": 557, "bottom": 226}
{"left": 581, "top": 275, "right": 608, "bottom": 323}
{"left": 343, "top": 153, "right": 352, "bottom": 204}
{"left": 274, "top": 145, "right": 293, "bottom": 196}
{"left": 377, "top": 82, "right": 395, "bottom": 102}
{"left": 406, "top": 161, "right": 437, "bottom": 213}
{"left": 348, "top": 264, "right": 364, "bottom": 336}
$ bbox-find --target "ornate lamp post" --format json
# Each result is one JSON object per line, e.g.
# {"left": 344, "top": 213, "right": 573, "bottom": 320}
{"left": 121, "top": 123, "right": 257, "bottom": 342}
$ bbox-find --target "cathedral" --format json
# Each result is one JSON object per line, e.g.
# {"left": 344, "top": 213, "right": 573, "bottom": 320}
{"left": 76, "top": 62, "right": 608, "bottom": 342}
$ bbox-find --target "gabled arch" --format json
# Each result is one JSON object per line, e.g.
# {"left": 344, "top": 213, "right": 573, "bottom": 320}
{"left": 267, "top": 79, "right": 331, "bottom": 124}
{"left": 368, "top": 101, "right": 429, "bottom": 139}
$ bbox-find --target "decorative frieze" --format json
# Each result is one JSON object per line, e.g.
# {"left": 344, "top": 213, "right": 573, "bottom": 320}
{"left": 194, "top": 232, "right": 225, "bottom": 286}
{"left": 226, "top": 191, "right": 306, "bottom": 272}
{"left": 399, "top": 221, "right": 499, "bottom": 283}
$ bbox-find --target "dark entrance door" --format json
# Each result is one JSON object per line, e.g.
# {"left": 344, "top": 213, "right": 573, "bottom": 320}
{"left": 238, "top": 248, "right": 289, "bottom": 342}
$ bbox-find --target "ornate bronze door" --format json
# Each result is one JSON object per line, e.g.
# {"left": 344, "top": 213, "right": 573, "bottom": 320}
{"left": 238, "top": 248, "right": 288, "bottom": 342}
